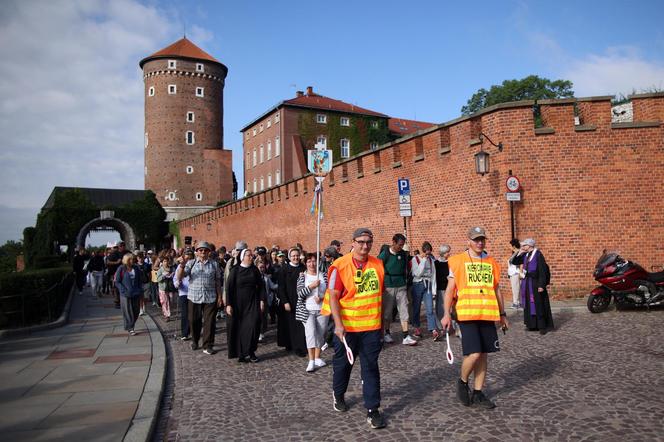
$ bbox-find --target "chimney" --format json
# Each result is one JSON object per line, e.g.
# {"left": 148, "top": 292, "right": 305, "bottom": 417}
{"left": 296, "top": 90, "right": 304, "bottom": 97}
{"left": 306, "top": 86, "right": 313, "bottom": 96}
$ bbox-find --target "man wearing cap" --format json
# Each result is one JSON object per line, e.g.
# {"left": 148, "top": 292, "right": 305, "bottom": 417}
{"left": 330, "top": 239, "right": 343, "bottom": 255}
{"left": 321, "top": 228, "right": 387, "bottom": 429}
{"left": 176, "top": 241, "right": 223, "bottom": 355}
{"left": 441, "top": 227, "right": 508, "bottom": 409}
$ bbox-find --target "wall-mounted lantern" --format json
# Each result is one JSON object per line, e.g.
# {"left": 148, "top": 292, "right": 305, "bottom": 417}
{"left": 475, "top": 132, "right": 504, "bottom": 176}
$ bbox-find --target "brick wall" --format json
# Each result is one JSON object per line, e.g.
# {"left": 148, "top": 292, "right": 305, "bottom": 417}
{"left": 179, "top": 93, "right": 664, "bottom": 298}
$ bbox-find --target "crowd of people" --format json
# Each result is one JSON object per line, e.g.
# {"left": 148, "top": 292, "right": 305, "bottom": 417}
{"left": 72, "top": 228, "right": 554, "bottom": 429}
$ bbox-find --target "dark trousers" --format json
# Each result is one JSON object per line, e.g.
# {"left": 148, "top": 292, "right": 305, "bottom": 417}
{"left": 332, "top": 329, "right": 382, "bottom": 410}
{"left": 189, "top": 301, "right": 217, "bottom": 350}
{"left": 179, "top": 296, "right": 190, "bottom": 337}
{"left": 75, "top": 272, "right": 86, "bottom": 292}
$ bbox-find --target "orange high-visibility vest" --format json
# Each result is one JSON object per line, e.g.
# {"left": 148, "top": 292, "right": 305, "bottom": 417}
{"left": 320, "top": 253, "right": 384, "bottom": 332}
{"left": 448, "top": 252, "right": 501, "bottom": 322}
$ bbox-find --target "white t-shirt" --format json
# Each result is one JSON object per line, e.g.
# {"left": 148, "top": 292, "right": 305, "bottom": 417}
{"left": 304, "top": 272, "right": 327, "bottom": 311}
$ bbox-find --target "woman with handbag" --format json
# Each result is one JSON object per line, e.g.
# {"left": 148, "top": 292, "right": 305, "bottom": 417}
{"left": 296, "top": 252, "right": 329, "bottom": 372}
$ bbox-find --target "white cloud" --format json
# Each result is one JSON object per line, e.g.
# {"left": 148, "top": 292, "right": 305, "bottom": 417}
{"left": 0, "top": 0, "right": 210, "bottom": 241}
{"left": 563, "top": 47, "right": 664, "bottom": 97}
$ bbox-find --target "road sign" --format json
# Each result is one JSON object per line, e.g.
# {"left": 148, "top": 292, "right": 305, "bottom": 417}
{"left": 506, "top": 192, "right": 521, "bottom": 201}
{"left": 398, "top": 179, "right": 411, "bottom": 195}
{"left": 399, "top": 208, "right": 412, "bottom": 217}
{"left": 399, "top": 195, "right": 411, "bottom": 204}
{"left": 506, "top": 176, "right": 521, "bottom": 192}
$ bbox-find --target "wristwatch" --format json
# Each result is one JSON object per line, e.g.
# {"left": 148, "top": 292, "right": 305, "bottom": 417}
{"left": 499, "top": 312, "right": 507, "bottom": 317}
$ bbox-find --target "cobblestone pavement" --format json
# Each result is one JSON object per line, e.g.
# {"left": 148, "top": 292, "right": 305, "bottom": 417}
{"left": 149, "top": 306, "right": 664, "bottom": 442}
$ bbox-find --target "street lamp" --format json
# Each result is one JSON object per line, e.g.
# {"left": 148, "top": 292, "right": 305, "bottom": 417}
{"left": 475, "top": 132, "right": 503, "bottom": 176}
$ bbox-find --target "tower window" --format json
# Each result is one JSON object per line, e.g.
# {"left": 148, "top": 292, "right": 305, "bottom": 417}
{"left": 246, "top": 152, "right": 250, "bottom": 169}
{"left": 267, "top": 119, "right": 271, "bottom": 128}
{"left": 167, "top": 191, "right": 177, "bottom": 201}
{"left": 196, "top": 87, "right": 204, "bottom": 97}
{"left": 252, "top": 149, "right": 257, "bottom": 167}
{"left": 259, "top": 145, "right": 264, "bottom": 163}
{"left": 168, "top": 84, "right": 177, "bottom": 95}
{"left": 187, "top": 111, "right": 195, "bottom": 122}
{"left": 275, "top": 136, "right": 280, "bottom": 156}
{"left": 259, "top": 123, "right": 264, "bottom": 133}
{"left": 267, "top": 140, "right": 272, "bottom": 159}
{"left": 195, "top": 192, "right": 203, "bottom": 201}
{"left": 260, "top": 176, "right": 264, "bottom": 191}
{"left": 268, "top": 173, "right": 272, "bottom": 187}
{"left": 186, "top": 131, "right": 195, "bottom": 145}
{"left": 340, "top": 117, "right": 350, "bottom": 127}
{"left": 340, "top": 139, "right": 350, "bottom": 158}
{"left": 275, "top": 169, "right": 281, "bottom": 185}
{"left": 144, "top": 133, "right": 148, "bottom": 148}
{"left": 253, "top": 179, "right": 257, "bottom": 193}
{"left": 186, "top": 166, "right": 194, "bottom": 174}
{"left": 275, "top": 112, "right": 280, "bottom": 122}
{"left": 317, "top": 114, "right": 327, "bottom": 124}
{"left": 252, "top": 128, "right": 257, "bottom": 136}
{"left": 168, "top": 60, "right": 177, "bottom": 69}
{"left": 144, "top": 166, "right": 147, "bottom": 175}
{"left": 196, "top": 63, "right": 204, "bottom": 72}
{"left": 148, "top": 86, "right": 155, "bottom": 97}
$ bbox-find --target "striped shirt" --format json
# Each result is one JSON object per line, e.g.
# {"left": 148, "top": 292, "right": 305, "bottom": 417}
{"left": 183, "top": 259, "right": 221, "bottom": 304}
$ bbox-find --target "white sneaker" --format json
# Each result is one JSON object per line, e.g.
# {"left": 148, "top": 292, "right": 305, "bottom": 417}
{"left": 314, "top": 358, "right": 327, "bottom": 368}
{"left": 258, "top": 333, "right": 264, "bottom": 342}
{"left": 306, "top": 360, "right": 315, "bottom": 372}
{"left": 321, "top": 343, "right": 329, "bottom": 352}
{"left": 383, "top": 333, "right": 394, "bottom": 344}
{"left": 139, "top": 309, "right": 145, "bottom": 316}
{"left": 402, "top": 335, "right": 418, "bottom": 346}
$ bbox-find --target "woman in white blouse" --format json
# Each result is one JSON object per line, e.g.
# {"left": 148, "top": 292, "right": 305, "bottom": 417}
{"left": 296, "top": 252, "right": 329, "bottom": 372}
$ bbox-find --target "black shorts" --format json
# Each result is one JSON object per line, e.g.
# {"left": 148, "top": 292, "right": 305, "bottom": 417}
{"left": 459, "top": 320, "right": 500, "bottom": 356}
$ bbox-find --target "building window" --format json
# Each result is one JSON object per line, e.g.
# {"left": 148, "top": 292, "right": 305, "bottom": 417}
{"left": 275, "top": 136, "right": 280, "bottom": 156}
{"left": 168, "top": 60, "right": 176, "bottom": 69}
{"left": 252, "top": 149, "right": 257, "bottom": 167}
{"left": 370, "top": 142, "right": 378, "bottom": 151}
{"left": 268, "top": 173, "right": 272, "bottom": 187}
{"left": 266, "top": 118, "right": 271, "bottom": 128}
{"left": 195, "top": 192, "right": 203, "bottom": 201}
{"left": 167, "top": 191, "right": 177, "bottom": 201}
{"left": 196, "top": 87, "right": 204, "bottom": 97}
{"left": 144, "top": 132, "right": 148, "bottom": 148}
{"left": 340, "top": 138, "right": 350, "bottom": 158}
{"left": 259, "top": 123, "right": 264, "bottom": 133}
{"left": 340, "top": 117, "right": 350, "bottom": 126}
{"left": 148, "top": 86, "right": 155, "bottom": 97}
{"left": 245, "top": 132, "right": 250, "bottom": 139}
{"left": 253, "top": 128, "right": 257, "bottom": 136}
{"left": 187, "top": 111, "right": 195, "bottom": 122}
{"left": 317, "top": 114, "right": 327, "bottom": 124}
{"left": 317, "top": 135, "right": 327, "bottom": 147}
{"left": 196, "top": 63, "right": 204, "bottom": 72}
{"left": 168, "top": 84, "right": 177, "bottom": 94}
{"left": 186, "top": 131, "right": 195, "bottom": 145}
{"left": 144, "top": 166, "right": 147, "bottom": 175}
{"left": 246, "top": 152, "right": 251, "bottom": 169}
{"left": 186, "top": 166, "right": 194, "bottom": 174}
{"left": 267, "top": 140, "right": 272, "bottom": 159}
{"left": 259, "top": 145, "right": 264, "bottom": 163}
{"left": 371, "top": 121, "right": 379, "bottom": 129}
{"left": 253, "top": 179, "right": 257, "bottom": 193}
{"left": 275, "top": 169, "right": 281, "bottom": 184}
{"left": 260, "top": 176, "right": 264, "bottom": 191}
{"left": 275, "top": 112, "right": 280, "bottom": 123}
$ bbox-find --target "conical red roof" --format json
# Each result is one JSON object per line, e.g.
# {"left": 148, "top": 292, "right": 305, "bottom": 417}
{"left": 139, "top": 37, "right": 224, "bottom": 68}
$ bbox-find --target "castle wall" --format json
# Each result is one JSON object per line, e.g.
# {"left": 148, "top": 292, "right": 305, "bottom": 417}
{"left": 179, "top": 93, "right": 664, "bottom": 298}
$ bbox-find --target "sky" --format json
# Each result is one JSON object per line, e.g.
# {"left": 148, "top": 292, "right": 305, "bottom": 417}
{"left": 1, "top": 0, "right": 663, "bottom": 244}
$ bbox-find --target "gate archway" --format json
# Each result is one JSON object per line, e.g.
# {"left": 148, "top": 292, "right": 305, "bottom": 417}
{"left": 76, "top": 217, "right": 137, "bottom": 250}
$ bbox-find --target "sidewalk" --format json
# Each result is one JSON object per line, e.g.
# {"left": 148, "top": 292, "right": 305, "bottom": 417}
{"left": 0, "top": 286, "right": 165, "bottom": 441}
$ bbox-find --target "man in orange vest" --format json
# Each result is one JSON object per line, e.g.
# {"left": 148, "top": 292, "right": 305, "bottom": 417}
{"left": 441, "top": 227, "right": 509, "bottom": 409}
{"left": 321, "top": 227, "right": 386, "bottom": 429}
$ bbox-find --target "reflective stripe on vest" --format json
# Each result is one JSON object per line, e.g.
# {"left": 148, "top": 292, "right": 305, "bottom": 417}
{"left": 320, "top": 253, "right": 384, "bottom": 332}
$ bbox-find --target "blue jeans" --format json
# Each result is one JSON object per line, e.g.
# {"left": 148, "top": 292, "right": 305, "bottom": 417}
{"left": 332, "top": 329, "right": 382, "bottom": 410}
{"left": 411, "top": 281, "right": 438, "bottom": 331}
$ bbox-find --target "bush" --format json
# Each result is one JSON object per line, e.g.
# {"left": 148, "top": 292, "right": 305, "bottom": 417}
{"left": 0, "top": 267, "right": 73, "bottom": 329}
{"left": 33, "top": 255, "right": 66, "bottom": 269}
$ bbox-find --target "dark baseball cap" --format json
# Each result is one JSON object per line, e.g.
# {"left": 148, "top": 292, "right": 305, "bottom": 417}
{"left": 468, "top": 226, "right": 487, "bottom": 240}
{"left": 352, "top": 228, "right": 373, "bottom": 240}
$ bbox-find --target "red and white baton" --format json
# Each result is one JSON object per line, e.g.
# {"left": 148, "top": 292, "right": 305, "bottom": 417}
{"left": 445, "top": 331, "right": 454, "bottom": 364}
{"left": 342, "top": 335, "right": 354, "bottom": 365}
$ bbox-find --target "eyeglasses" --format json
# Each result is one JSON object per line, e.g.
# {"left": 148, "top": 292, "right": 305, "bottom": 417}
{"left": 354, "top": 239, "right": 373, "bottom": 246}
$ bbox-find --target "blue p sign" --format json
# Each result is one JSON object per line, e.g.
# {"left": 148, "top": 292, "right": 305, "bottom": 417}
{"left": 398, "top": 179, "right": 410, "bottom": 195}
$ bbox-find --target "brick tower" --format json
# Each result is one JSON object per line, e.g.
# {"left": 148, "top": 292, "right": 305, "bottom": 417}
{"left": 140, "top": 37, "right": 233, "bottom": 221}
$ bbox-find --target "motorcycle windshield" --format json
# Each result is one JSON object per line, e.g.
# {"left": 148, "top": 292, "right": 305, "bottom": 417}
{"left": 595, "top": 252, "right": 619, "bottom": 273}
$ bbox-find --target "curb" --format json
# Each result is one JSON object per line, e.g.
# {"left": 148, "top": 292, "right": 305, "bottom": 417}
{"left": 123, "top": 311, "right": 167, "bottom": 442}
{"left": 0, "top": 284, "right": 76, "bottom": 340}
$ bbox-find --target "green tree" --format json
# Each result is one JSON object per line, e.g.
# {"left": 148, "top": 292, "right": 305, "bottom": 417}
{"left": 461, "top": 75, "right": 574, "bottom": 116}
{"left": 0, "top": 240, "right": 24, "bottom": 274}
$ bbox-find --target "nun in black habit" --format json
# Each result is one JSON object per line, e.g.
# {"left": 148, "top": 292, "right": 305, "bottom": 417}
{"left": 226, "top": 248, "right": 266, "bottom": 362}
{"left": 277, "top": 247, "right": 307, "bottom": 356}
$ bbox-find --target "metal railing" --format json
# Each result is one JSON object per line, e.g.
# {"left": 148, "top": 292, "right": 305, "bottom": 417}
{"left": 0, "top": 271, "right": 74, "bottom": 330}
